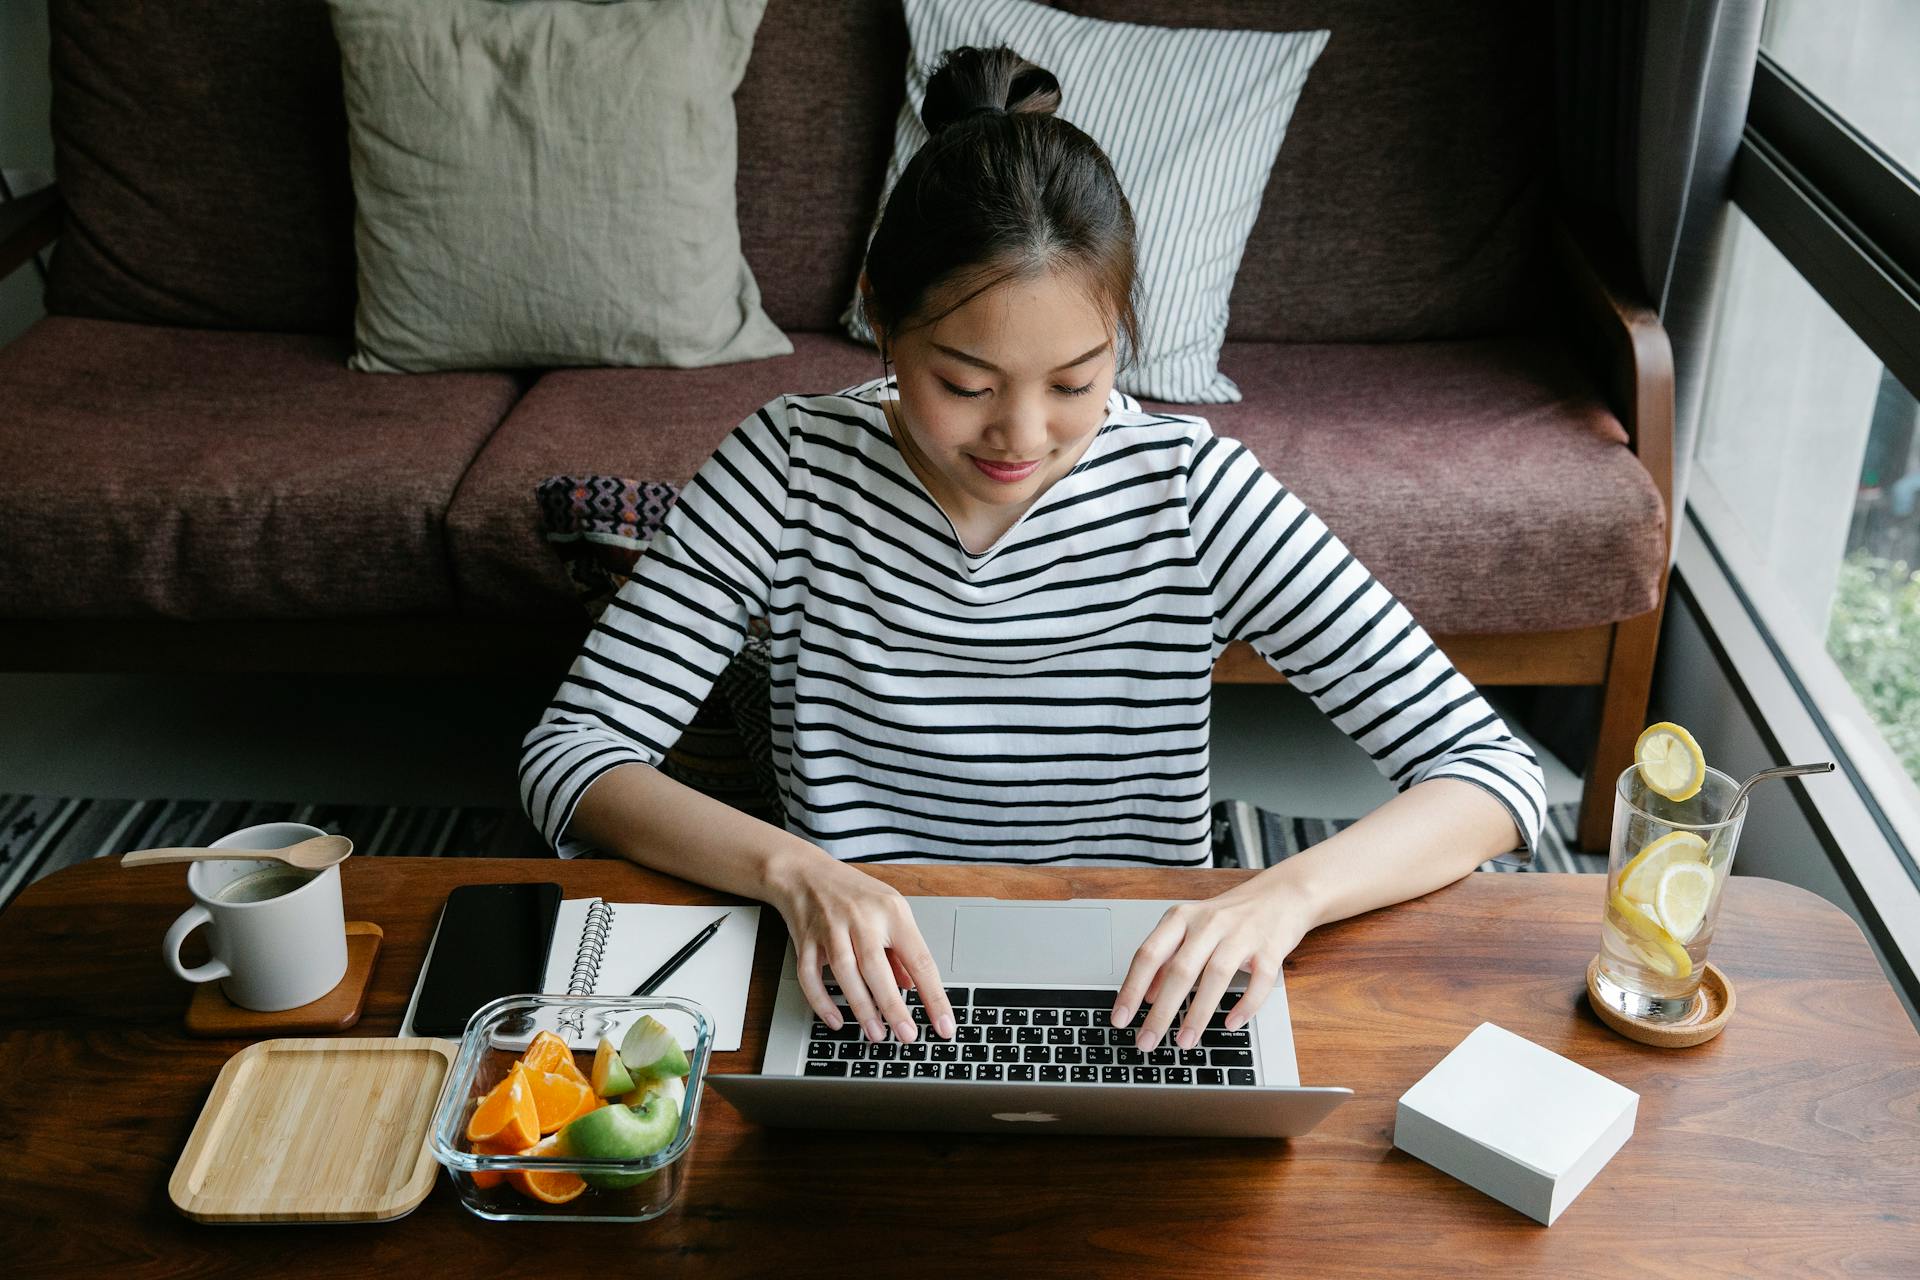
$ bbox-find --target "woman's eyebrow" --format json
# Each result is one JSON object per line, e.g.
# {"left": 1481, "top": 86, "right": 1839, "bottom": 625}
{"left": 931, "top": 341, "right": 1110, "bottom": 373}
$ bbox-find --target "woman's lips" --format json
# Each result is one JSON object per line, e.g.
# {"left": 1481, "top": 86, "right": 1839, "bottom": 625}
{"left": 970, "top": 455, "right": 1043, "bottom": 483}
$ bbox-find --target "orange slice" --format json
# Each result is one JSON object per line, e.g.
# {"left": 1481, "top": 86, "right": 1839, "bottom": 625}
{"left": 522, "top": 1031, "right": 575, "bottom": 1076}
{"left": 466, "top": 1062, "right": 539, "bottom": 1151}
{"left": 470, "top": 1134, "right": 535, "bottom": 1190}
{"left": 553, "top": 1053, "right": 591, "bottom": 1091}
{"left": 507, "top": 1134, "right": 587, "bottom": 1205}
{"left": 566, "top": 1090, "right": 603, "bottom": 1127}
{"left": 523, "top": 1030, "right": 593, "bottom": 1089}
{"left": 528, "top": 1068, "right": 595, "bottom": 1135}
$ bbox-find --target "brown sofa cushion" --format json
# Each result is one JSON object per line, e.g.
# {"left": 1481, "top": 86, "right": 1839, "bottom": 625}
{"left": 447, "top": 332, "right": 888, "bottom": 614}
{"left": 738, "top": 0, "right": 1551, "bottom": 344}
{"left": 0, "top": 318, "right": 521, "bottom": 619}
{"left": 449, "top": 333, "right": 1662, "bottom": 634}
{"left": 45, "top": 0, "right": 357, "bottom": 334}
{"left": 1166, "top": 339, "right": 1667, "bottom": 634}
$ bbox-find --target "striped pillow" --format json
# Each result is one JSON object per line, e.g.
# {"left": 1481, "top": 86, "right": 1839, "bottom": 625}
{"left": 840, "top": 0, "right": 1329, "bottom": 405}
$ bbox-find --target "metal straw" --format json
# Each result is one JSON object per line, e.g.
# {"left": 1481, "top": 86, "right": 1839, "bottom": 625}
{"left": 1727, "top": 761, "right": 1835, "bottom": 820}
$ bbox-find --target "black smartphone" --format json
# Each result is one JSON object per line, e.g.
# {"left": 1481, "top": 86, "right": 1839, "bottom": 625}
{"left": 411, "top": 882, "right": 563, "bottom": 1038}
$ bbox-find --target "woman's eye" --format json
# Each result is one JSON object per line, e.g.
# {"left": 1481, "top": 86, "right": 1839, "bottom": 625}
{"left": 940, "top": 379, "right": 1098, "bottom": 395}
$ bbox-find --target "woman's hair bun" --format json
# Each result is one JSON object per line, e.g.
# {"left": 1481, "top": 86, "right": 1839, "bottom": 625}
{"left": 920, "top": 45, "right": 1062, "bottom": 135}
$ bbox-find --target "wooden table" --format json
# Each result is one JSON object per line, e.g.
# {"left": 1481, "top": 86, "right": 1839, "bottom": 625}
{"left": 3, "top": 859, "right": 1917, "bottom": 1276}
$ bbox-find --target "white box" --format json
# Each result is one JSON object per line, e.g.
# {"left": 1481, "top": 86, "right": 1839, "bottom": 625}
{"left": 1393, "top": 1022, "right": 1637, "bottom": 1225}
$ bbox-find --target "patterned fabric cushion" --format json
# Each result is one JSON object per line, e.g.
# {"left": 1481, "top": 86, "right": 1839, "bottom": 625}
{"left": 537, "top": 476, "right": 780, "bottom": 823}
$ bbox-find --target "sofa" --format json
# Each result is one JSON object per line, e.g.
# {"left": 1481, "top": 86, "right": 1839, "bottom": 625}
{"left": 0, "top": 0, "right": 1671, "bottom": 852}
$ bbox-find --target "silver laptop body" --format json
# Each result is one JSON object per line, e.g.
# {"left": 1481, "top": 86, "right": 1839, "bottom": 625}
{"left": 706, "top": 897, "right": 1351, "bottom": 1138}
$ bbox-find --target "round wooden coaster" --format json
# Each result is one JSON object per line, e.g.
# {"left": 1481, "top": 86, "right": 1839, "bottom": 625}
{"left": 1586, "top": 954, "right": 1734, "bottom": 1048}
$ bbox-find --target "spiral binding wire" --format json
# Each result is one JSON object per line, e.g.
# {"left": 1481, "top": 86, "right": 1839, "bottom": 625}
{"left": 558, "top": 899, "right": 615, "bottom": 1037}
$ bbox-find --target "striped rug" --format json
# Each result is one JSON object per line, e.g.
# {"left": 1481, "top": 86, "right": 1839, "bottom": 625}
{"left": 1214, "top": 799, "right": 1602, "bottom": 875}
{"left": 0, "top": 793, "right": 1599, "bottom": 914}
{"left": 0, "top": 795, "right": 546, "bottom": 912}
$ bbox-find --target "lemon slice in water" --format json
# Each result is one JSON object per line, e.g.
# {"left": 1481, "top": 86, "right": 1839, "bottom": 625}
{"left": 1619, "top": 830, "right": 1710, "bottom": 904}
{"left": 1635, "top": 722, "right": 1706, "bottom": 802}
{"left": 1654, "top": 860, "right": 1716, "bottom": 944}
{"left": 1609, "top": 890, "right": 1693, "bottom": 979}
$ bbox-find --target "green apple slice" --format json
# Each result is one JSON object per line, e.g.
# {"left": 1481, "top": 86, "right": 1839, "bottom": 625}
{"left": 559, "top": 1093, "right": 680, "bottom": 1190}
{"left": 619, "top": 1015, "right": 690, "bottom": 1082}
{"left": 620, "top": 1074, "right": 687, "bottom": 1111}
{"left": 590, "top": 1037, "right": 635, "bottom": 1098}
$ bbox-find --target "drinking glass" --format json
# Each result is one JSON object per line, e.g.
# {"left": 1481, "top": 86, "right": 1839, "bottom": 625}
{"left": 1592, "top": 763, "right": 1748, "bottom": 1022}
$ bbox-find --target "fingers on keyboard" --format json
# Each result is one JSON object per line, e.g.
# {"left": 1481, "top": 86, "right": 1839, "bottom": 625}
{"left": 809, "top": 988, "right": 1257, "bottom": 1084}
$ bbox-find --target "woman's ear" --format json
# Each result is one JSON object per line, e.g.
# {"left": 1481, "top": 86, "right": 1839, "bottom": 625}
{"left": 858, "top": 270, "right": 888, "bottom": 357}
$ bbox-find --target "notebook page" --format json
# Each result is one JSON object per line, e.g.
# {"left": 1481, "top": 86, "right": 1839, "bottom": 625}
{"left": 540, "top": 899, "right": 758, "bottom": 1052}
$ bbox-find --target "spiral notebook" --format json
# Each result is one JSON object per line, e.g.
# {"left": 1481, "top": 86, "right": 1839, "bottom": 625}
{"left": 535, "top": 898, "right": 759, "bottom": 1052}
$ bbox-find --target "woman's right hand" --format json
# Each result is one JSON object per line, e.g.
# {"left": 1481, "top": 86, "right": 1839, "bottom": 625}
{"left": 766, "top": 842, "right": 957, "bottom": 1045}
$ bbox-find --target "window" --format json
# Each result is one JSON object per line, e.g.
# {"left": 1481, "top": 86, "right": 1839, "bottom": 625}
{"left": 1759, "top": 1, "right": 1920, "bottom": 175}
{"left": 1683, "top": 6, "right": 1920, "bottom": 919}
{"left": 1692, "top": 209, "right": 1920, "bottom": 793}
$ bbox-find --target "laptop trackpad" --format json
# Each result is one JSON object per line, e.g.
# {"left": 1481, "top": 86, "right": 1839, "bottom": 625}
{"left": 950, "top": 906, "right": 1117, "bottom": 983}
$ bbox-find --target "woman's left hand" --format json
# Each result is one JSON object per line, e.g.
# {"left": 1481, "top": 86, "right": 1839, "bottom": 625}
{"left": 1108, "top": 876, "right": 1317, "bottom": 1051}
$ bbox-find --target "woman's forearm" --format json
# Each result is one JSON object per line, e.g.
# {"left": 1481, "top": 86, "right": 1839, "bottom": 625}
{"left": 566, "top": 761, "right": 832, "bottom": 905}
{"left": 1257, "top": 776, "right": 1522, "bottom": 929}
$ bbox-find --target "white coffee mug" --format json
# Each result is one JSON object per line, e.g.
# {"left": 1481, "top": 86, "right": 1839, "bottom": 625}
{"left": 162, "top": 821, "right": 350, "bottom": 1011}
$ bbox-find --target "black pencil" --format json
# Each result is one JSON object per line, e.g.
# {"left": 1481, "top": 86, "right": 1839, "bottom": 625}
{"left": 631, "top": 912, "right": 730, "bottom": 996}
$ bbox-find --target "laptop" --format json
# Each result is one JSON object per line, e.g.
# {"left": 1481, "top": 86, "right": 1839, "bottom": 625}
{"left": 706, "top": 897, "right": 1352, "bottom": 1137}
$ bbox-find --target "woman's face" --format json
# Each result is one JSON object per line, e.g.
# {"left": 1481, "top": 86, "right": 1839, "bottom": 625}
{"left": 872, "top": 268, "right": 1117, "bottom": 539}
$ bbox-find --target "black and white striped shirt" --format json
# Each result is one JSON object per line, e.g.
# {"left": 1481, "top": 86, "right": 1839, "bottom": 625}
{"left": 521, "top": 377, "right": 1544, "bottom": 866}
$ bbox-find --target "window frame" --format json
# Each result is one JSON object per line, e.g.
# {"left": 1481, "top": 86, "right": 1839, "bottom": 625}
{"left": 1731, "top": 54, "right": 1920, "bottom": 396}
{"left": 1683, "top": 49, "right": 1920, "bottom": 1012}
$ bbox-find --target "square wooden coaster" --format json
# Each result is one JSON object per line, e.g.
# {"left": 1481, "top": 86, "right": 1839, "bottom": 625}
{"left": 185, "top": 921, "right": 383, "bottom": 1038}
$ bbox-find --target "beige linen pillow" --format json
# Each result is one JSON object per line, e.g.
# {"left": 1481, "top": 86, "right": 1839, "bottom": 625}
{"left": 328, "top": 0, "right": 791, "bottom": 373}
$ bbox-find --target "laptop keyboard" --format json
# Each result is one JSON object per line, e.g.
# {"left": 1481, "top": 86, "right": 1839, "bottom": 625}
{"left": 802, "top": 984, "right": 1258, "bottom": 1087}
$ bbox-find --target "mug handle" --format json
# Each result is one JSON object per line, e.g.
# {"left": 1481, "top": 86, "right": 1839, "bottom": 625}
{"left": 164, "top": 903, "right": 231, "bottom": 984}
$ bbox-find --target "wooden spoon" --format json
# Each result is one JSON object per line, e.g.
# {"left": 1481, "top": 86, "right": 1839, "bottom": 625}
{"left": 120, "top": 834, "right": 354, "bottom": 872}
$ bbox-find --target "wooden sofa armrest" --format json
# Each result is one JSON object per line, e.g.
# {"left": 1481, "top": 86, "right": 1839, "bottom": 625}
{"left": 0, "top": 184, "right": 62, "bottom": 284}
{"left": 1551, "top": 215, "right": 1676, "bottom": 529}
{"left": 1555, "top": 215, "right": 1680, "bottom": 852}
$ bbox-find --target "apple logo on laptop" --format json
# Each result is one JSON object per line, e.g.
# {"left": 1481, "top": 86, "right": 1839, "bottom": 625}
{"left": 993, "top": 1111, "right": 1058, "bottom": 1123}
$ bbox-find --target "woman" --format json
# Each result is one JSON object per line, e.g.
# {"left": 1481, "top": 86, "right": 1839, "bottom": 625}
{"left": 520, "top": 45, "right": 1543, "bottom": 1060}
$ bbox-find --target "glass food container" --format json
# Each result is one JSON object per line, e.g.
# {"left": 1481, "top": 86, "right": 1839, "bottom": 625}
{"left": 429, "top": 993, "right": 713, "bottom": 1223}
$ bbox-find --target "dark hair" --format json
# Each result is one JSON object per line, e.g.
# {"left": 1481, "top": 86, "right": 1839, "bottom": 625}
{"left": 861, "top": 45, "right": 1140, "bottom": 370}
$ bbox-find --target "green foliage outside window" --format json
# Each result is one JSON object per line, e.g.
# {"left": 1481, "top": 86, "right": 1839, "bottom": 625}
{"left": 1827, "top": 551, "right": 1920, "bottom": 781}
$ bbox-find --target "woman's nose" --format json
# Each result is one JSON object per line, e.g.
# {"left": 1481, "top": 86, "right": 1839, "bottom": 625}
{"left": 989, "top": 394, "right": 1051, "bottom": 456}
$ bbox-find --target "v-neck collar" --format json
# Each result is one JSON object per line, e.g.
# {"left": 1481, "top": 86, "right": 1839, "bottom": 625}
{"left": 867, "top": 377, "right": 1123, "bottom": 571}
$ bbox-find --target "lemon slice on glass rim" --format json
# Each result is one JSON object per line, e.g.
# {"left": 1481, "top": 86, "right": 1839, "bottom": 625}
{"left": 1635, "top": 722, "right": 1706, "bottom": 802}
